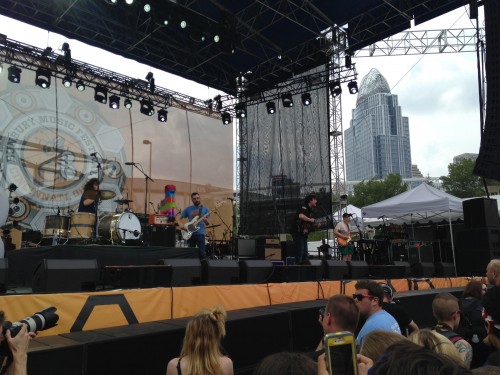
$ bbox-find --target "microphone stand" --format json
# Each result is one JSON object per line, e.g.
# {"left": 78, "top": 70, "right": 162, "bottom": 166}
{"left": 130, "top": 163, "right": 154, "bottom": 217}
{"left": 93, "top": 155, "right": 102, "bottom": 243}
{"left": 213, "top": 210, "right": 232, "bottom": 259}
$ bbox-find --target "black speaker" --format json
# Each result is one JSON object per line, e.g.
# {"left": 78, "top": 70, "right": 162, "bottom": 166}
{"left": 434, "top": 262, "right": 456, "bottom": 277}
{"left": 369, "top": 265, "right": 405, "bottom": 279}
{"left": 306, "top": 259, "right": 325, "bottom": 280}
{"left": 390, "top": 261, "right": 412, "bottom": 277}
{"left": 157, "top": 259, "right": 201, "bottom": 286}
{"left": 239, "top": 260, "right": 274, "bottom": 284}
{"left": 202, "top": 259, "right": 240, "bottom": 285}
{"left": 408, "top": 243, "right": 434, "bottom": 264}
{"left": 143, "top": 225, "right": 176, "bottom": 247}
{"left": 324, "top": 260, "right": 349, "bottom": 280}
{"left": 411, "top": 262, "right": 435, "bottom": 278}
{"left": 455, "top": 227, "right": 500, "bottom": 276}
{"left": 32, "top": 259, "right": 98, "bottom": 292}
{"left": 348, "top": 260, "right": 370, "bottom": 279}
{"left": 463, "top": 198, "right": 500, "bottom": 228}
{"left": 102, "top": 265, "right": 173, "bottom": 288}
{"left": 237, "top": 239, "right": 256, "bottom": 258}
{"left": 0, "top": 259, "right": 7, "bottom": 293}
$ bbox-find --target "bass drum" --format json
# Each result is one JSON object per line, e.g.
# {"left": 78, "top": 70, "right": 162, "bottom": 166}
{"left": 98, "top": 212, "right": 142, "bottom": 244}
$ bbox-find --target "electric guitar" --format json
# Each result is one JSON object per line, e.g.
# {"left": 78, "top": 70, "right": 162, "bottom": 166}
{"left": 180, "top": 201, "right": 225, "bottom": 240}
{"left": 336, "top": 236, "right": 352, "bottom": 247}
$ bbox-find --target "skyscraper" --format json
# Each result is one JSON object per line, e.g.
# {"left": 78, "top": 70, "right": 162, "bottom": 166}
{"left": 345, "top": 68, "right": 412, "bottom": 181}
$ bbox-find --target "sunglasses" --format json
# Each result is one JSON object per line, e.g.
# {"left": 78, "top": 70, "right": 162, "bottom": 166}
{"left": 353, "top": 294, "right": 375, "bottom": 301}
{"left": 319, "top": 307, "right": 326, "bottom": 318}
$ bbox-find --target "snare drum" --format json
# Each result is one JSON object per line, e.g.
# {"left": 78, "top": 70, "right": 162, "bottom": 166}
{"left": 42, "top": 215, "right": 70, "bottom": 239}
{"left": 98, "top": 212, "right": 141, "bottom": 244}
{"left": 69, "top": 212, "right": 96, "bottom": 240}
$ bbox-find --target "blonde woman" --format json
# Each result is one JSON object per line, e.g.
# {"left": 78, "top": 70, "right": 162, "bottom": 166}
{"left": 166, "top": 306, "right": 233, "bottom": 375}
{"left": 409, "top": 329, "right": 464, "bottom": 367}
{"left": 360, "top": 330, "right": 409, "bottom": 363}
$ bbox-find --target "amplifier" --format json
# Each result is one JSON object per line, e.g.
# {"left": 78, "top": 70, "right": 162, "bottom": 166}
{"left": 147, "top": 214, "right": 174, "bottom": 226}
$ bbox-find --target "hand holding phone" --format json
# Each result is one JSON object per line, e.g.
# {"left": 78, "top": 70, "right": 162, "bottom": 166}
{"left": 323, "top": 331, "right": 358, "bottom": 375}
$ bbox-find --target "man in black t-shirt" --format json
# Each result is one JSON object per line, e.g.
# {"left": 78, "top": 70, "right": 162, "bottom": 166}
{"left": 290, "top": 194, "right": 317, "bottom": 264}
{"left": 380, "top": 283, "right": 419, "bottom": 336}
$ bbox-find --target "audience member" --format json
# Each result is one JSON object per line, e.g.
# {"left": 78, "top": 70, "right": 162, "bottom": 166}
{"left": 166, "top": 306, "right": 233, "bottom": 375}
{"left": 354, "top": 280, "right": 401, "bottom": 346}
{"left": 409, "top": 328, "right": 464, "bottom": 366}
{"left": 432, "top": 292, "right": 473, "bottom": 368}
{"left": 359, "top": 330, "right": 409, "bottom": 363}
{"left": 486, "top": 260, "right": 500, "bottom": 286}
{"left": 379, "top": 283, "right": 419, "bottom": 336}
{"left": 478, "top": 285, "right": 500, "bottom": 367}
{"left": 252, "top": 352, "right": 316, "bottom": 375}
{"left": 457, "top": 281, "right": 488, "bottom": 347}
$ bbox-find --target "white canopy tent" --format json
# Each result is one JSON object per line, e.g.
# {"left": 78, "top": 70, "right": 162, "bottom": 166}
{"left": 361, "top": 183, "right": 464, "bottom": 274}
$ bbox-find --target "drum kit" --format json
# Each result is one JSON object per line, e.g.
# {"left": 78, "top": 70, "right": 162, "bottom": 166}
{"left": 41, "top": 189, "right": 142, "bottom": 246}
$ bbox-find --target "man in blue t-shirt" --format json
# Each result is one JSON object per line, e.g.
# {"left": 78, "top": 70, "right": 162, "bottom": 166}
{"left": 180, "top": 192, "right": 210, "bottom": 259}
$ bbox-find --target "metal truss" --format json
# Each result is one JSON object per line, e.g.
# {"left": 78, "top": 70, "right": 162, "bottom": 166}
{"left": 353, "top": 28, "right": 484, "bottom": 57}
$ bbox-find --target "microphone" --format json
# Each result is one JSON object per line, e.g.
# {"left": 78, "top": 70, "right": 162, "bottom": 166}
{"left": 90, "top": 152, "right": 97, "bottom": 157}
{"left": 125, "top": 162, "right": 135, "bottom": 165}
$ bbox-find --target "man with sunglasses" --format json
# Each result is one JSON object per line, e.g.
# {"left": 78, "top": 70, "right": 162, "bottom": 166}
{"left": 354, "top": 280, "right": 401, "bottom": 346}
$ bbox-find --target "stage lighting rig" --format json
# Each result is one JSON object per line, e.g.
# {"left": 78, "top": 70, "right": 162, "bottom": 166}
{"left": 235, "top": 102, "right": 247, "bottom": 118}
{"left": 221, "top": 112, "right": 231, "bottom": 125}
{"left": 347, "top": 81, "right": 358, "bottom": 94}
{"left": 329, "top": 80, "right": 342, "bottom": 97}
{"left": 140, "top": 100, "right": 155, "bottom": 116}
{"left": 7, "top": 66, "right": 21, "bottom": 83}
{"left": 266, "top": 102, "right": 276, "bottom": 114}
{"left": 281, "top": 93, "right": 293, "bottom": 107}
{"left": 94, "top": 86, "right": 108, "bottom": 104}
{"left": 109, "top": 94, "right": 120, "bottom": 109}
{"left": 158, "top": 109, "right": 168, "bottom": 122}
{"left": 124, "top": 98, "right": 133, "bottom": 109}
{"left": 301, "top": 93, "right": 312, "bottom": 106}
{"left": 76, "top": 80, "right": 85, "bottom": 91}
{"left": 62, "top": 76, "right": 72, "bottom": 87}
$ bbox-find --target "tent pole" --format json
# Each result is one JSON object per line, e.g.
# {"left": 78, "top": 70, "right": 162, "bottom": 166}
{"left": 448, "top": 209, "right": 457, "bottom": 276}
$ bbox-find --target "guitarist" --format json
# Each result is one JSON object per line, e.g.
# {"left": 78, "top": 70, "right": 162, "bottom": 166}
{"left": 180, "top": 192, "right": 210, "bottom": 259}
{"left": 290, "top": 194, "right": 317, "bottom": 265}
{"left": 334, "top": 213, "right": 354, "bottom": 261}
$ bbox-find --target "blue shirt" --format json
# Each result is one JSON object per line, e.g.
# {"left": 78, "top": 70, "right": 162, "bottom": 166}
{"left": 181, "top": 205, "right": 210, "bottom": 235}
{"left": 357, "top": 309, "right": 401, "bottom": 345}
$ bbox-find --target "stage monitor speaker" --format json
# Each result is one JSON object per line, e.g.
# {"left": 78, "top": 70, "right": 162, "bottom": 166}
{"left": 411, "top": 262, "right": 435, "bottom": 278}
{"left": 463, "top": 198, "right": 500, "bottom": 228}
{"left": 324, "top": 260, "right": 349, "bottom": 280}
{"left": 390, "top": 261, "right": 412, "bottom": 277}
{"left": 237, "top": 238, "right": 256, "bottom": 258}
{"left": 143, "top": 225, "right": 176, "bottom": 247}
{"left": 103, "top": 265, "right": 172, "bottom": 288}
{"left": 0, "top": 259, "right": 7, "bottom": 293}
{"left": 434, "top": 262, "right": 456, "bottom": 277}
{"left": 239, "top": 260, "right": 274, "bottom": 284}
{"left": 369, "top": 265, "right": 405, "bottom": 279}
{"left": 305, "top": 259, "right": 325, "bottom": 280}
{"left": 157, "top": 259, "right": 201, "bottom": 286}
{"left": 202, "top": 259, "right": 240, "bottom": 285}
{"left": 348, "top": 260, "right": 370, "bottom": 280}
{"left": 32, "top": 259, "right": 98, "bottom": 292}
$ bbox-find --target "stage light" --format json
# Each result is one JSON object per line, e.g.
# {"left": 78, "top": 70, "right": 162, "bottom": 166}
{"left": 124, "top": 98, "right": 132, "bottom": 109}
{"left": 301, "top": 93, "right": 312, "bottom": 106}
{"left": 348, "top": 81, "right": 358, "bottom": 94}
{"left": 143, "top": 3, "right": 151, "bottom": 12}
{"left": 329, "top": 80, "right": 342, "bottom": 97}
{"left": 35, "top": 68, "right": 51, "bottom": 89}
{"left": 221, "top": 112, "right": 231, "bottom": 125}
{"left": 214, "top": 34, "right": 220, "bottom": 43}
{"left": 235, "top": 102, "right": 247, "bottom": 118}
{"left": 140, "top": 100, "right": 155, "bottom": 116}
{"left": 109, "top": 94, "right": 120, "bottom": 109}
{"left": 62, "top": 76, "right": 72, "bottom": 87}
{"left": 266, "top": 101, "right": 276, "bottom": 114}
{"left": 158, "top": 109, "right": 168, "bottom": 122}
{"left": 94, "top": 86, "right": 108, "bottom": 104}
{"left": 125, "top": 0, "right": 134, "bottom": 4}
{"left": 180, "top": 20, "right": 188, "bottom": 29}
{"left": 281, "top": 93, "right": 293, "bottom": 108}
{"left": 7, "top": 66, "right": 21, "bottom": 83}
{"left": 76, "top": 80, "right": 85, "bottom": 91}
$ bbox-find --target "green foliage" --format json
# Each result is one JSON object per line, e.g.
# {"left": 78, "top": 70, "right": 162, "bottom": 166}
{"left": 440, "top": 159, "right": 485, "bottom": 198}
{"left": 349, "top": 173, "right": 408, "bottom": 207}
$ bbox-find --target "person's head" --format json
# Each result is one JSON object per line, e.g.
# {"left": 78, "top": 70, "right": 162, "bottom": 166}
{"left": 486, "top": 259, "right": 500, "bottom": 285}
{"left": 471, "top": 365, "right": 500, "bottom": 375}
{"left": 482, "top": 286, "right": 500, "bottom": 341}
{"left": 321, "top": 294, "right": 359, "bottom": 334}
{"left": 409, "top": 329, "right": 464, "bottom": 366}
{"left": 379, "top": 283, "right": 394, "bottom": 302}
{"left": 360, "top": 330, "right": 409, "bottom": 363}
{"left": 83, "top": 178, "right": 99, "bottom": 192}
{"left": 304, "top": 194, "right": 317, "bottom": 208}
{"left": 191, "top": 192, "right": 201, "bottom": 206}
{"left": 462, "top": 280, "right": 486, "bottom": 300}
{"left": 354, "top": 280, "right": 384, "bottom": 318}
{"left": 342, "top": 212, "right": 351, "bottom": 223}
{"left": 179, "top": 306, "right": 227, "bottom": 374}
{"left": 432, "top": 292, "right": 461, "bottom": 328}
{"left": 252, "top": 352, "right": 316, "bottom": 375}
{"left": 370, "top": 341, "right": 472, "bottom": 375}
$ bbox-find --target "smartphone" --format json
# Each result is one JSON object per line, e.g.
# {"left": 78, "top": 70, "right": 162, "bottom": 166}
{"left": 323, "top": 331, "right": 358, "bottom": 375}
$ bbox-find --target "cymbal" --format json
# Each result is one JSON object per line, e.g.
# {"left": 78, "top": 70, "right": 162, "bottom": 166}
{"left": 206, "top": 224, "right": 221, "bottom": 229}
{"left": 114, "top": 199, "right": 133, "bottom": 204}
{"left": 83, "top": 190, "right": 116, "bottom": 201}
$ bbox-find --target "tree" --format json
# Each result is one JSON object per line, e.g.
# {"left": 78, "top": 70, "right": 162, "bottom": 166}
{"left": 440, "top": 159, "right": 485, "bottom": 198}
{"left": 349, "top": 173, "right": 408, "bottom": 207}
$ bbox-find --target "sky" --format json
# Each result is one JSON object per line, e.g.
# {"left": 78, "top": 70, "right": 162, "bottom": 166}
{"left": 0, "top": 4, "right": 485, "bottom": 180}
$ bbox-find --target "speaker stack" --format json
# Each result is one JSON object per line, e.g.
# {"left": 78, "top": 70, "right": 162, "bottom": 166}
{"left": 32, "top": 259, "right": 98, "bottom": 292}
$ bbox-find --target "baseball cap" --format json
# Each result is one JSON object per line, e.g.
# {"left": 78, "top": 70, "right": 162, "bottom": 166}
{"left": 379, "top": 283, "right": 394, "bottom": 299}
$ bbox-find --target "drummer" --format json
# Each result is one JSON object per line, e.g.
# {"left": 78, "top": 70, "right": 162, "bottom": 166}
{"left": 78, "top": 178, "right": 99, "bottom": 213}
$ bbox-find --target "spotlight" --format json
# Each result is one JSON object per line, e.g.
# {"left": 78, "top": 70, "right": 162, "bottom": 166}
{"left": 125, "top": 0, "right": 134, "bottom": 4}
{"left": 214, "top": 35, "right": 220, "bottom": 43}
{"left": 7, "top": 66, "right": 21, "bottom": 83}
{"left": 109, "top": 94, "right": 120, "bottom": 109}
{"left": 329, "top": 80, "right": 342, "bottom": 97}
{"left": 301, "top": 93, "right": 312, "bottom": 106}
{"left": 235, "top": 102, "right": 247, "bottom": 118}
{"left": 221, "top": 112, "right": 231, "bottom": 125}
{"left": 266, "top": 101, "right": 276, "bottom": 114}
{"left": 124, "top": 98, "right": 133, "bottom": 109}
{"left": 35, "top": 68, "right": 51, "bottom": 89}
{"left": 158, "top": 109, "right": 168, "bottom": 122}
{"left": 62, "top": 76, "right": 72, "bottom": 87}
{"left": 180, "top": 20, "right": 188, "bottom": 29}
{"left": 281, "top": 93, "right": 293, "bottom": 108}
{"left": 76, "top": 80, "right": 85, "bottom": 91}
{"left": 94, "top": 86, "right": 108, "bottom": 104}
{"left": 140, "top": 100, "right": 155, "bottom": 116}
{"left": 348, "top": 81, "right": 359, "bottom": 94}
{"left": 143, "top": 3, "right": 151, "bottom": 12}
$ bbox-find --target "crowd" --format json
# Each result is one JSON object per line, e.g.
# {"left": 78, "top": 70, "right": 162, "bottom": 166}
{"left": 164, "top": 259, "right": 500, "bottom": 375}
